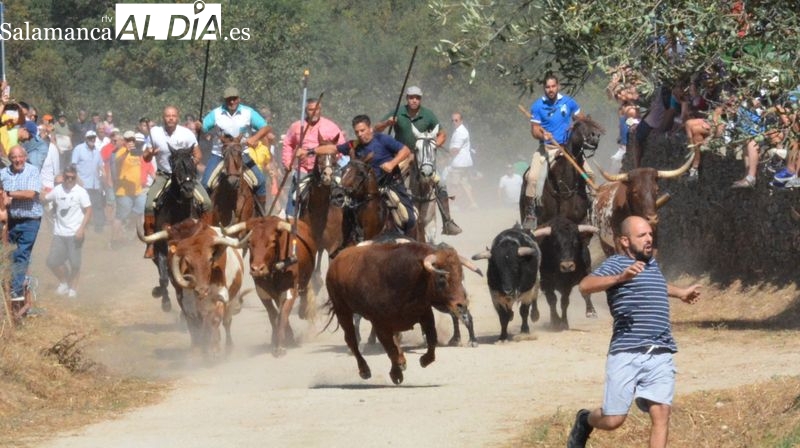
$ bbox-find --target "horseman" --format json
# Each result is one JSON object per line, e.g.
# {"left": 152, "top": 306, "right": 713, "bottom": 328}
{"left": 523, "top": 74, "right": 591, "bottom": 230}
{"left": 298, "top": 114, "right": 417, "bottom": 235}
{"left": 281, "top": 97, "right": 346, "bottom": 215}
{"left": 375, "top": 86, "right": 462, "bottom": 236}
{"left": 141, "top": 105, "right": 211, "bottom": 259}
{"left": 199, "top": 87, "right": 271, "bottom": 213}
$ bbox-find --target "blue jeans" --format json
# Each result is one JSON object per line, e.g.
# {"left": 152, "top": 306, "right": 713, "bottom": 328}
{"left": 8, "top": 217, "right": 41, "bottom": 297}
{"left": 201, "top": 153, "right": 267, "bottom": 196}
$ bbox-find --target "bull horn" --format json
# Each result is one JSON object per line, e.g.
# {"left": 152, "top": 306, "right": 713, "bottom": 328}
{"left": 170, "top": 255, "right": 192, "bottom": 289}
{"left": 459, "top": 255, "right": 483, "bottom": 277}
{"left": 595, "top": 161, "right": 628, "bottom": 182}
{"left": 532, "top": 227, "right": 552, "bottom": 238}
{"left": 137, "top": 228, "right": 169, "bottom": 244}
{"left": 657, "top": 153, "right": 693, "bottom": 179}
{"left": 221, "top": 221, "right": 247, "bottom": 236}
{"left": 277, "top": 221, "right": 292, "bottom": 232}
{"left": 656, "top": 193, "right": 672, "bottom": 208}
{"left": 471, "top": 248, "right": 491, "bottom": 260}
{"left": 423, "top": 254, "right": 449, "bottom": 276}
{"left": 517, "top": 247, "right": 537, "bottom": 256}
{"left": 213, "top": 234, "right": 248, "bottom": 249}
{"left": 356, "top": 240, "right": 374, "bottom": 247}
{"left": 577, "top": 225, "right": 599, "bottom": 234}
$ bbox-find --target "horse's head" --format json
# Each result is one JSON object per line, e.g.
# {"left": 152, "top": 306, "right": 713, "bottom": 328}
{"left": 331, "top": 158, "right": 374, "bottom": 208}
{"left": 569, "top": 116, "right": 605, "bottom": 159}
{"left": 411, "top": 123, "right": 439, "bottom": 179}
{"left": 168, "top": 144, "right": 197, "bottom": 201}
{"left": 314, "top": 130, "right": 340, "bottom": 187}
{"left": 220, "top": 134, "right": 244, "bottom": 189}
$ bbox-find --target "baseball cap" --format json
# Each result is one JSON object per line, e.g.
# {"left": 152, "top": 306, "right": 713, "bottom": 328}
{"left": 134, "top": 132, "right": 146, "bottom": 143}
{"left": 406, "top": 86, "right": 423, "bottom": 97}
{"left": 122, "top": 130, "right": 136, "bottom": 139}
{"left": 223, "top": 87, "right": 239, "bottom": 99}
{"left": 85, "top": 130, "right": 97, "bottom": 138}
{"left": 110, "top": 127, "right": 120, "bottom": 135}
{"left": 23, "top": 120, "right": 38, "bottom": 136}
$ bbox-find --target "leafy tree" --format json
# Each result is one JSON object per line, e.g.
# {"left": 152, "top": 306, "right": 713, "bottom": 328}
{"left": 430, "top": 0, "right": 800, "bottom": 103}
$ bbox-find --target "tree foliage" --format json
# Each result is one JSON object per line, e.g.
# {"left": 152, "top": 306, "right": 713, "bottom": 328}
{"left": 430, "top": 0, "right": 800, "bottom": 101}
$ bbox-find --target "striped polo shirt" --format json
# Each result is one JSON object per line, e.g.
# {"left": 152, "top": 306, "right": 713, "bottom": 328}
{"left": 592, "top": 255, "right": 677, "bottom": 354}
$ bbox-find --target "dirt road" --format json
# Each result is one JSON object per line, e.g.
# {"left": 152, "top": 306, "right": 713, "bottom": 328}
{"left": 31, "top": 205, "right": 800, "bottom": 448}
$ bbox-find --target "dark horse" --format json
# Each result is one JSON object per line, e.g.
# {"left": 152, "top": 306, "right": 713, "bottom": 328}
{"left": 211, "top": 135, "right": 258, "bottom": 229}
{"left": 299, "top": 151, "right": 343, "bottom": 295}
{"left": 408, "top": 123, "right": 439, "bottom": 243}
{"left": 519, "top": 115, "right": 604, "bottom": 318}
{"left": 149, "top": 147, "right": 202, "bottom": 312}
{"left": 520, "top": 115, "right": 605, "bottom": 226}
{"left": 334, "top": 157, "right": 476, "bottom": 347}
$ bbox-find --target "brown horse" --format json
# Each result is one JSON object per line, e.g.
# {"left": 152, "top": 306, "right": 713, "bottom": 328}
{"left": 331, "top": 157, "right": 396, "bottom": 248}
{"left": 299, "top": 151, "right": 343, "bottom": 295}
{"left": 211, "top": 135, "right": 257, "bottom": 231}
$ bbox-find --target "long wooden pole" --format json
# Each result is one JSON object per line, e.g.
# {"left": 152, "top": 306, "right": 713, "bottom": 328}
{"left": 517, "top": 104, "right": 597, "bottom": 190}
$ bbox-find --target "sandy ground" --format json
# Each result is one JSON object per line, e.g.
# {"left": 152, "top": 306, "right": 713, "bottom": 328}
{"left": 27, "top": 204, "right": 800, "bottom": 448}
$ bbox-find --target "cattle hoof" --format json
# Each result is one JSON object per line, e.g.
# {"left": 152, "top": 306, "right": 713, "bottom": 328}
{"left": 151, "top": 286, "right": 163, "bottom": 298}
{"left": 468, "top": 340, "right": 479, "bottom": 348}
{"left": 389, "top": 367, "right": 404, "bottom": 385}
{"left": 447, "top": 337, "right": 461, "bottom": 347}
{"left": 420, "top": 353, "right": 435, "bottom": 368}
{"left": 359, "top": 368, "right": 371, "bottom": 380}
{"left": 586, "top": 310, "right": 598, "bottom": 319}
{"left": 161, "top": 298, "right": 172, "bottom": 313}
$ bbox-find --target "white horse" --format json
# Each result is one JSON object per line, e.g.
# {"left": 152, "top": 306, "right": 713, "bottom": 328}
{"left": 408, "top": 124, "right": 439, "bottom": 243}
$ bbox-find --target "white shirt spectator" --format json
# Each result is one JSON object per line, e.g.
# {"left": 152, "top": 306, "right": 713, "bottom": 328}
{"left": 40, "top": 141, "right": 61, "bottom": 191}
{"left": 449, "top": 123, "right": 473, "bottom": 168}
{"left": 45, "top": 182, "right": 91, "bottom": 236}
{"left": 498, "top": 172, "right": 523, "bottom": 204}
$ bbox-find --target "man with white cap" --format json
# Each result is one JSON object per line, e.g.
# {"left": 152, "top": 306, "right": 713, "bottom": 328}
{"left": 71, "top": 129, "right": 105, "bottom": 232}
{"left": 200, "top": 86, "right": 271, "bottom": 213}
{"left": 375, "top": 85, "right": 462, "bottom": 236}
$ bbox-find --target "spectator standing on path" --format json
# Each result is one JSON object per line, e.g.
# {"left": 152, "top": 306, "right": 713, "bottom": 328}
{"left": 71, "top": 130, "right": 105, "bottom": 232}
{"left": 446, "top": 112, "right": 479, "bottom": 209}
{"left": 1, "top": 146, "right": 43, "bottom": 308}
{"left": 375, "top": 86, "right": 462, "bottom": 235}
{"left": 497, "top": 164, "right": 523, "bottom": 205}
{"left": 110, "top": 131, "right": 153, "bottom": 248}
{"left": 523, "top": 74, "right": 586, "bottom": 230}
{"left": 43, "top": 165, "right": 91, "bottom": 299}
{"left": 567, "top": 216, "right": 701, "bottom": 448}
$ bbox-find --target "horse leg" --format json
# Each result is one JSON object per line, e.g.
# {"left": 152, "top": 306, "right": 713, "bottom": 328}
{"left": 310, "top": 250, "right": 324, "bottom": 297}
{"left": 155, "top": 252, "right": 172, "bottom": 312}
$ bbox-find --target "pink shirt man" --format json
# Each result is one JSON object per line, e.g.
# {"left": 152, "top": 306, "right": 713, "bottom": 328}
{"left": 282, "top": 103, "right": 346, "bottom": 174}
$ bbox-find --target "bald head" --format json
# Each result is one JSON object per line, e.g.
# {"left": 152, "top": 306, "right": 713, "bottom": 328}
{"left": 619, "top": 215, "right": 654, "bottom": 261}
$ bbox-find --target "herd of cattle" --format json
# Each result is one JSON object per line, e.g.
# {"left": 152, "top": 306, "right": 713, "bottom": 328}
{"left": 136, "top": 152, "right": 692, "bottom": 384}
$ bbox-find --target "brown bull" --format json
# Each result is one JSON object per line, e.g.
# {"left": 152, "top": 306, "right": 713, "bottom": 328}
{"left": 138, "top": 219, "right": 248, "bottom": 356}
{"left": 325, "top": 241, "right": 482, "bottom": 385}
{"left": 223, "top": 216, "right": 317, "bottom": 357}
{"left": 591, "top": 155, "right": 691, "bottom": 255}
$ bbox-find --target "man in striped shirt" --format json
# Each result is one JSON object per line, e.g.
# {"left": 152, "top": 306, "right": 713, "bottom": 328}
{"left": 567, "top": 216, "right": 701, "bottom": 448}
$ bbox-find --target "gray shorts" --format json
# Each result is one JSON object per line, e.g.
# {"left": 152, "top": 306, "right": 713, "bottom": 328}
{"left": 46, "top": 235, "right": 83, "bottom": 272}
{"left": 602, "top": 350, "right": 676, "bottom": 416}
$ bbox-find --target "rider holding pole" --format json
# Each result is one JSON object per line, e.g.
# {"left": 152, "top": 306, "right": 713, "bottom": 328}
{"left": 374, "top": 86, "right": 462, "bottom": 236}
{"left": 523, "top": 74, "right": 587, "bottom": 230}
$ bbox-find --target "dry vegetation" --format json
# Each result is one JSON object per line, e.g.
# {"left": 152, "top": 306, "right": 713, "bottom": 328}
{"left": 513, "top": 277, "right": 800, "bottom": 448}
{"left": 0, "top": 300, "right": 166, "bottom": 448}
